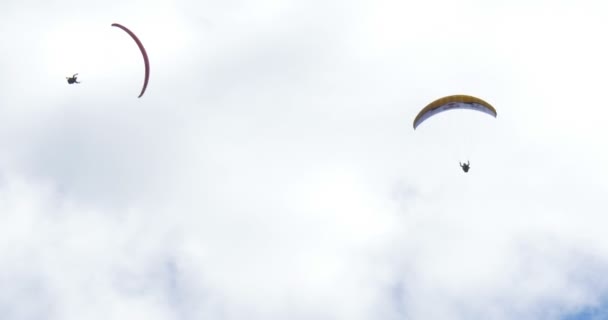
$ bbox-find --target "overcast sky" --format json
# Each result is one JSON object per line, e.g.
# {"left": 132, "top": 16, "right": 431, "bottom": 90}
{"left": 1, "top": 0, "right": 608, "bottom": 319}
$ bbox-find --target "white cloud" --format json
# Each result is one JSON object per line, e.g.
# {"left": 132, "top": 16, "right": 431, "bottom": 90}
{"left": 1, "top": 0, "right": 608, "bottom": 319}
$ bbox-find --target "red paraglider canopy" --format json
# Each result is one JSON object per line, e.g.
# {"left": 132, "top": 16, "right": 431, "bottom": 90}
{"left": 111, "top": 23, "right": 150, "bottom": 98}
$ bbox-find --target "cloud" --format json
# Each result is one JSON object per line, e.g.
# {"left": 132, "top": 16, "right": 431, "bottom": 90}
{"left": 1, "top": 0, "right": 608, "bottom": 320}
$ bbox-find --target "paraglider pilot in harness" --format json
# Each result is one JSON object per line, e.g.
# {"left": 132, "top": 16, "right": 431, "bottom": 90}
{"left": 460, "top": 161, "right": 470, "bottom": 173}
{"left": 66, "top": 73, "right": 80, "bottom": 84}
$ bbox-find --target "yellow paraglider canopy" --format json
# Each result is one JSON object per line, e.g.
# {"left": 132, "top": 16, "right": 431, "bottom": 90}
{"left": 413, "top": 95, "right": 497, "bottom": 129}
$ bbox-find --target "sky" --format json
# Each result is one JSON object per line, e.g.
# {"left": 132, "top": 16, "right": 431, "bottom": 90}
{"left": 1, "top": 0, "right": 608, "bottom": 319}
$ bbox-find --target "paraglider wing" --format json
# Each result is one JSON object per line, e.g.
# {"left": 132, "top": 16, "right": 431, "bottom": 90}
{"left": 413, "top": 95, "right": 497, "bottom": 129}
{"left": 111, "top": 23, "right": 150, "bottom": 98}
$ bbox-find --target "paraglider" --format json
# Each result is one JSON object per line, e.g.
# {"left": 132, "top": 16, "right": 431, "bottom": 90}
{"left": 66, "top": 73, "right": 80, "bottom": 84}
{"left": 111, "top": 23, "right": 150, "bottom": 98}
{"left": 413, "top": 95, "right": 497, "bottom": 172}
{"left": 460, "top": 161, "right": 470, "bottom": 173}
{"left": 413, "top": 95, "right": 497, "bottom": 130}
